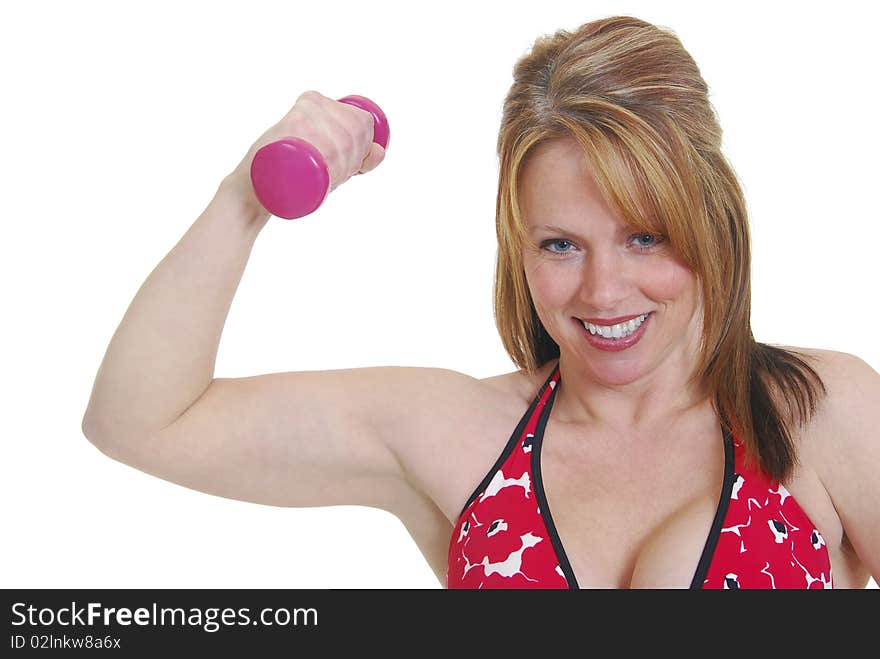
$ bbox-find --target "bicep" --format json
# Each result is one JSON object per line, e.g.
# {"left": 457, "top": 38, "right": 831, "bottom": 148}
{"left": 103, "top": 367, "right": 419, "bottom": 511}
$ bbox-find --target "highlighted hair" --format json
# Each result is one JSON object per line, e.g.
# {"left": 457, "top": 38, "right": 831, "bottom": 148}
{"left": 493, "top": 16, "right": 824, "bottom": 481}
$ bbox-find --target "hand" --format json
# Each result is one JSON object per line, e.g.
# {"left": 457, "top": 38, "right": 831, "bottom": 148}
{"left": 225, "top": 90, "right": 387, "bottom": 217}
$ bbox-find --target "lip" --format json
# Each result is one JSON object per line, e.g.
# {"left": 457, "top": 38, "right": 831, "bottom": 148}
{"left": 579, "top": 312, "right": 649, "bottom": 326}
{"left": 574, "top": 312, "right": 652, "bottom": 352}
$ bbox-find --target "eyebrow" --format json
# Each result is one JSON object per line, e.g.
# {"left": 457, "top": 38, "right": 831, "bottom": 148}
{"left": 527, "top": 223, "right": 596, "bottom": 239}
{"left": 528, "top": 224, "right": 571, "bottom": 234}
{"left": 528, "top": 223, "right": 636, "bottom": 238}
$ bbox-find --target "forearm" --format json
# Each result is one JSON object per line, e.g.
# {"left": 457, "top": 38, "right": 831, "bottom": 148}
{"left": 82, "top": 175, "right": 271, "bottom": 444}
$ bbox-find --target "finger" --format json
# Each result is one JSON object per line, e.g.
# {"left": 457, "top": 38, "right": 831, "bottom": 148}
{"left": 357, "top": 143, "right": 386, "bottom": 174}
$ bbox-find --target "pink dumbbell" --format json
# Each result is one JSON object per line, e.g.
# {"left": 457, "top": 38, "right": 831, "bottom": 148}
{"left": 249, "top": 95, "right": 390, "bottom": 220}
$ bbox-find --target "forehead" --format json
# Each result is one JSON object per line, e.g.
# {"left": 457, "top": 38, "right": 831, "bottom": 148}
{"left": 519, "top": 137, "right": 624, "bottom": 229}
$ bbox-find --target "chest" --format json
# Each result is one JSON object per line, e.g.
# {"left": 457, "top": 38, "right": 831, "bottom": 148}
{"left": 525, "top": 421, "right": 726, "bottom": 588}
{"left": 444, "top": 412, "right": 835, "bottom": 589}
{"left": 406, "top": 370, "right": 841, "bottom": 588}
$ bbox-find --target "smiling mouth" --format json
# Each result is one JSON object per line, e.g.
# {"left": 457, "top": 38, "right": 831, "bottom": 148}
{"left": 579, "top": 313, "right": 650, "bottom": 339}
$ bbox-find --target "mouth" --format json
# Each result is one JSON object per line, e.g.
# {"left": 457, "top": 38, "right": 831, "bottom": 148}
{"left": 573, "top": 312, "right": 653, "bottom": 352}
{"left": 579, "top": 313, "right": 650, "bottom": 339}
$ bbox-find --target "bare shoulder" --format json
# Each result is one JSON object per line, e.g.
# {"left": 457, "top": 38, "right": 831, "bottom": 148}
{"left": 478, "top": 360, "right": 558, "bottom": 397}
{"left": 369, "top": 363, "right": 550, "bottom": 583}
{"left": 384, "top": 362, "right": 537, "bottom": 466}
{"left": 776, "top": 345, "right": 879, "bottom": 420}
{"left": 378, "top": 362, "right": 551, "bottom": 512}
{"left": 372, "top": 363, "right": 529, "bottom": 421}
{"left": 773, "top": 345, "right": 878, "bottom": 450}
{"left": 781, "top": 345, "right": 877, "bottom": 380}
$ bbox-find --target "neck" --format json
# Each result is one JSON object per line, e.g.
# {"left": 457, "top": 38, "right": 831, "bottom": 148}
{"left": 553, "top": 352, "right": 713, "bottom": 436}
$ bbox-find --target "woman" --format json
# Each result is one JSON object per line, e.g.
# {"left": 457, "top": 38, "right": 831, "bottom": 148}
{"left": 81, "top": 16, "right": 879, "bottom": 588}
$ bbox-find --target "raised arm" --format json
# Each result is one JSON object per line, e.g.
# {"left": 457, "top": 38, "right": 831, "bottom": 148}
{"left": 79, "top": 91, "right": 427, "bottom": 512}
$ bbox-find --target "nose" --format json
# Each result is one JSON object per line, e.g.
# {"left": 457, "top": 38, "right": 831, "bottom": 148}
{"left": 578, "top": 249, "right": 630, "bottom": 311}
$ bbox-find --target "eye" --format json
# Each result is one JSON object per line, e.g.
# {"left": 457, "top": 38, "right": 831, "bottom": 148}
{"left": 630, "top": 233, "right": 665, "bottom": 251}
{"left": 539, "top": 239, "right": 576, "bottom": 254}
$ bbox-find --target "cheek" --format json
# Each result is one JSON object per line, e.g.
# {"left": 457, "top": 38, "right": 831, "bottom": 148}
{"left": 524, "top": 261, "right": 576, "bottom": 306}
{"left": 643, "top": 259, "right": 696, "bottom": 301}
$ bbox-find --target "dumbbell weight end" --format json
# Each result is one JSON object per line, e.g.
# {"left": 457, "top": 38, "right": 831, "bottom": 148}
{"left": 250, "top": 138, "right": 330, "bottom": 220}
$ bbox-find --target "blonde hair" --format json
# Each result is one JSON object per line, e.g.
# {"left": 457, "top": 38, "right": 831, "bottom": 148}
{"left": 493, "top": 15, "right": 824, "bottom": 481}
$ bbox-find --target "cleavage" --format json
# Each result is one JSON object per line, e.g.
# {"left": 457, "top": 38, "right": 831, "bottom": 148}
{"left": 536, "top": 421, "right": 725, "bottom": 588}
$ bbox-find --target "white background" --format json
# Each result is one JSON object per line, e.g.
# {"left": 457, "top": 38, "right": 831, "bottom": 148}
{"left": 2, "top": 0, "right": 877, "bottom": 589}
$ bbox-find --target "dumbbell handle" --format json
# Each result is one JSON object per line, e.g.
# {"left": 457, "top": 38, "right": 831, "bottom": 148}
{"left": 250, "top": 95, "right": 390, "bottom": 220}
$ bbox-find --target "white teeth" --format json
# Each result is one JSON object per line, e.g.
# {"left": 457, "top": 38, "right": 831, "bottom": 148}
{"left": 581, "top": 313, "right": 648, "bottom": 339}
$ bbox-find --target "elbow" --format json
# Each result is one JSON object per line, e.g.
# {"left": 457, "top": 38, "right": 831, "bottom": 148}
{"left": 81, "top": 399, "right": 111, "bottom": 445}
{"left": 80, "top": 411, "right": 127, "bottom": 462}
{"left": 81, "top": 409, "right": 156, "bottom": 467}
{"left": 81, "top": 412, "right": 112, "bottom": 457}
{"left": 81, "top": 409, "right": 102, "bottom": 445}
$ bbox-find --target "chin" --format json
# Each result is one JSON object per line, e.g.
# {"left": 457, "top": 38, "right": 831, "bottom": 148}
{"left": 591, "top": 363, "right": 645, "bottom": 387}
{"left": 566, "top": 350, "right": 646, "bottom": 386}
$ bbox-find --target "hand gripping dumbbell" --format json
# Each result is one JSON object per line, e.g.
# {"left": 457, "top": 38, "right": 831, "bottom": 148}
{"left": 249, "top": 95, "right": 390, "bottom": 220}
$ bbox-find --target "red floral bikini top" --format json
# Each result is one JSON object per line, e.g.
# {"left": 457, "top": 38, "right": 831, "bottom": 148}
{"left": 446, "top": 362, "right": 833, "bottom": 589}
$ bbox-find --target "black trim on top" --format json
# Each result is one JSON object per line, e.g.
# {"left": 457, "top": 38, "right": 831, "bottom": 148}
{"left": 689, "top": 426, "right": 735, "bottom": 589}
{"left": 456, "top": 363, "right": 562, "bottom": 519}
{"left": 457, "top": 359, "right": 734, "bottom": 590}
{"left": 530, "top": 364, "right": 580, "bottom": 589}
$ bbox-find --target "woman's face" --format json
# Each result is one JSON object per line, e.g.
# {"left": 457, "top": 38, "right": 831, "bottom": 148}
{"left": 520, "top": 138, "right": 703, "bottom": 386}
